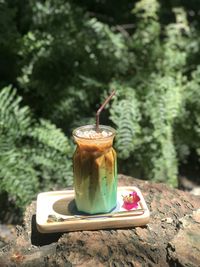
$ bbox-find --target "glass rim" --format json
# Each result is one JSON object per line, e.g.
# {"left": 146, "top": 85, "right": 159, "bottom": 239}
{"left": 72, "top": 124, "right": 116, "bottom": 140}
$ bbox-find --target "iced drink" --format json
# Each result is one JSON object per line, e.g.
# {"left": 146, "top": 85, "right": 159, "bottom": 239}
{"left": 73, "top": 125, "right": 117, "bottom": 214}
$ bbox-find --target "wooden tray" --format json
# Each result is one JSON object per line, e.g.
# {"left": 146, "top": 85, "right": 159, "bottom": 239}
{"left": 36, "top": 186, "right": 150, "bottom": 233}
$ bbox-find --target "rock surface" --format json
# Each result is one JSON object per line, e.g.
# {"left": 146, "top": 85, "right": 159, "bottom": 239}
{"left": 0, "top": 175, "right": 200, "bottom": 267}
{"left": 0, "top": 224, "right": 16, "bottom": 249}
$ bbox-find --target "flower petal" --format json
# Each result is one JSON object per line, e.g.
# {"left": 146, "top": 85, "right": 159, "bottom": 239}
{"left": 122, "top": 191, "right": 140, "bottom": 210}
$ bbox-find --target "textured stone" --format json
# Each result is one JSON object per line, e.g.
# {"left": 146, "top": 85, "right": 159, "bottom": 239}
{"left": 167, "top": 209, "right": 200, "bottom": 267}
{"left": 0, "top": 175, "right": 200, "bottom": 267}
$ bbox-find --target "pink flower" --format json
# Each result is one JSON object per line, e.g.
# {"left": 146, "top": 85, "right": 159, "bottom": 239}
{"left": 122, "top": 191, "right": 140, "bottom": 210}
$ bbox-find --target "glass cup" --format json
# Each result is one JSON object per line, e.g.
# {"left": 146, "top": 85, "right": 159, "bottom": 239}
{"left": 73, "top": 125, "right": 117, "bottom": 214}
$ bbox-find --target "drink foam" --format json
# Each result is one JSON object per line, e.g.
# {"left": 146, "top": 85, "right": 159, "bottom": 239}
{"left": 75, "top": 129, "right": 112, "bottom": 139}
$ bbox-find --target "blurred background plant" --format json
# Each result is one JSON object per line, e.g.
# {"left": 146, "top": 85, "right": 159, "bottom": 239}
{"left": 0, "top": 0, "right": 200, "bottom": 220}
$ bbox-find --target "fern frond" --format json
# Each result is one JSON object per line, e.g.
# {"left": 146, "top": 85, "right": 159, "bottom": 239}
{"left": 0, "top": 86, "right": 73, "bottom": 209}
{"left": 0, "top": 86, "right": 31, "bottom": 137}
{"left": 110, "top": 88, "right": 141, "bottom": 159}
{"left": 31, "top": 119, "right": 72, "bottom": 154}
{"left": 142, "top": 75, "right": 182, "bottom": 185}
{"left": 0, "top": 151, "right": 39, "bottom": 207}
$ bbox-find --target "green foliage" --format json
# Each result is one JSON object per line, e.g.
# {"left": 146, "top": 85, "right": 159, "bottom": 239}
{"left": 0, "top": 86, "right": 73, "bottom": 208}
{"left": 109, "top": 2, "right": 197, "bottom": 186}
{"left": 0, "top": 0, "right": 20, "bottom": 87}
{"left": 110, "top": 86, "right": 141, "bottom": 159}
{"left": 1, "top": 0, "right": 200, "bottom": 213}
{"left": 17, "top": 0, "right": 129, "bottom": 132}
{"left": 142, "top": 75, "right": 182, "bottom": 185}
{"left": 108, "top": 2, "right": 188, "bottom": 186}
{"left": 175, "top": 66, "right": 200, "bottom": 161}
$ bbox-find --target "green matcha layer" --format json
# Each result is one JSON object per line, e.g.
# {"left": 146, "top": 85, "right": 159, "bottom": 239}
{"left": 73, "top": 147, "right": 117, "bottom": 214}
